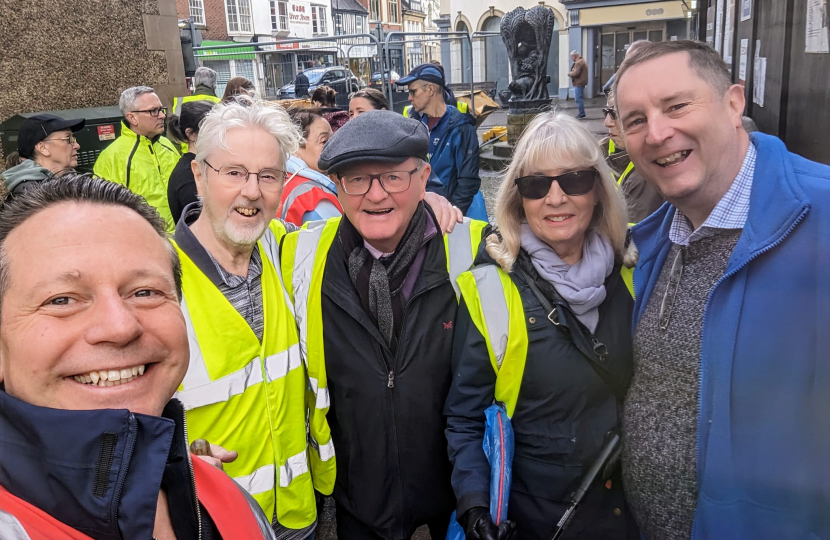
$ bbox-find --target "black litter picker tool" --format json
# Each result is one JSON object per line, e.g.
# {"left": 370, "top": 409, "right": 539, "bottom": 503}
{"left": 550, "top": 431, "right": 621, "bottom": 540}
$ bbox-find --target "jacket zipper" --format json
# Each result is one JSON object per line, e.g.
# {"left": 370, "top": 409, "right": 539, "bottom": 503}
{"left": 181, "top": 406, "right": 203, "bottom": 540}
{"left": 690, "top": 207, "right": 807, "bottom": 539}
{"left": 385, "top": 276, "right": 445, "bottom": 538}
{"left": 112, "top": 414, "right": 137, "bottom": 539}
{"left": 148, "top": 143, "right": 162, "bottom": 174}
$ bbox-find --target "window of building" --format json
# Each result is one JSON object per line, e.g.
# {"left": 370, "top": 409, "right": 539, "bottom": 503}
{"left": 410, "top": 0, "right": 421, "bottom": 12}
{"left": 389, "top": 0, "right": 399, "bottom": 23}
{"left": 188, "top": 0, "right": 206, "bottom": 25}
{"left": 335, "top": 13, "right": 344, "bottom": 35}
{"left": 270, "top": 0, "right": 289, "bottom": 31}
{"left": 370, "top": 0, "right": 381, "bottom": 21}
{"left": 226, "top": 0, "right": 253, "bottom": 33}
{"left": 356, "top": 15, "right": 365, "bottom": 34}
{"left": 312, "top": 5, "right": 327, "bottom": 35}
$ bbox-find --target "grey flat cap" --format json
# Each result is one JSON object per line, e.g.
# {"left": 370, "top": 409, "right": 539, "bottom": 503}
{"left": 318, "top": 109, "right": 428, "bottom": 174}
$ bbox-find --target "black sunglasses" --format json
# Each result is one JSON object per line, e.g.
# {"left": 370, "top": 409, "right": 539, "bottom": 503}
{"left": 514, "top": 170, "right": 598, "bottom": 199}
{"left": 602, "top": 107, "right": 617, "bottom": 120}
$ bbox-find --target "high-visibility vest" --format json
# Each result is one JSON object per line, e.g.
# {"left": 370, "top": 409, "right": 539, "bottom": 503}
{"left": 607, "top": 139, "right": 635, "bottom": 187}
{"left": 0, "top": 455, "right": 272, "bottom": 540}
{"left": 456, "top": 262, "right": 635, "bottom": 417}
{"left": 173, "top": 220, "right": 318, "bottom": 529}
{"left": 173, "top": 93, "right": 221, "bottom": 115}
{"left": 280, "top": 217, "right": 487, "bottom": 481}
{"left": 172, "top": 94, "right": 221, "bottom": 152}
{"left": 403, "top": 99, "right": 469, "bottom": 118}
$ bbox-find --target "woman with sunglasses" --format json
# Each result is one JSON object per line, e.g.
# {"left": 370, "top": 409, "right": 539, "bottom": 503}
{"left": 445, "top": 112, "right": 639, "bottom": 540}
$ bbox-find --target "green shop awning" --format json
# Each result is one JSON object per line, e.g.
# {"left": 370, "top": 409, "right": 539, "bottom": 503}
{"left": 197, "top": 40, "right": 255, "bottom": 61}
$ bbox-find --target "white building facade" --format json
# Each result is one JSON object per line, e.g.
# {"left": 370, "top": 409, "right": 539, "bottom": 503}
{"left": 439, "top": 0, "right": 571, "bottom": 98}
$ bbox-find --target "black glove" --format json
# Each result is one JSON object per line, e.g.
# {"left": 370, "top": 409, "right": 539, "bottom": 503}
{"left": 461, "top": 507, "right": 518, "bottom": 540}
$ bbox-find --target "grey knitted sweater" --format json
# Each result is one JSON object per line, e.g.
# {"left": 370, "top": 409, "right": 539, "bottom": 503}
{"left": 622, "top": 229, "right": 742, "bottom": 539}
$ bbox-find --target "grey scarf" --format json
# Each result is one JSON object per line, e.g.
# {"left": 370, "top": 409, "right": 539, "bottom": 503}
{"left": 347, "top": 203, "right": 427, "bottom": 346}
{"left": 520, "top": 224, "right": 615, "bottom": 332}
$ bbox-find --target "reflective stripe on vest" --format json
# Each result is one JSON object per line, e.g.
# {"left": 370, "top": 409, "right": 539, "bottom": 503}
{"left": 281, "top": 216, "right": 485, "bottom": 492}
{"left": 0, "top": 509, "right": 34, "bottom": 540}
{"left": 279, "top": 218, "right": 338, "bottom": 496}
{"left": 173, "top": 220, "right": 316, "bottom": 529}
{"left": 456, "top": 265, "right": 528, "bottom": 418}
{"left": 618, "top": 161, "right": 635, "bottom": 186}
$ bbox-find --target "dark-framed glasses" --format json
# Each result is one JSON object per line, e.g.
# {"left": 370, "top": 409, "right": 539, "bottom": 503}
{"left": 204, "top": 160, "right": 287, "bottom": 193}
{"left": 132, "top": 107, "right": 167, "bottom": 117}
{"left": 338, "top": 166, "right": 421, "bottom": 195}
{"left": 44, "top": 135, "right": 77, "bottom": 145}
{"left": 514, "top": 170, "right": 597, "bottom": 199}
{"left": 602, "top": 107, "right": 617, "bottom": 120}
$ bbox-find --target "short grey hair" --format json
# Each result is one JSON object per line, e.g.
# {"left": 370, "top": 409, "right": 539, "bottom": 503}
{"left": 570, "top": 50, "right": 579, "bottom": 57}
{"left": 193, "top": 67, "right": 218, "bottom": 89}
{"left": 195, "top": 97, "right": 301, "bottom": 173}
{"left": 119, "top": 86, "right": 157, "bottom": 116}
{"left": 487, "top": 111, "right": 629, "bottom": 272}
{"left": 0, "top": 173, "right": 182, "bottom": 318}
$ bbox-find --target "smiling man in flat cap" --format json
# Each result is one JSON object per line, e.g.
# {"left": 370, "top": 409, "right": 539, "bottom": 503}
{"left": 281, "top": 110, "right": 488, "bottom": 540}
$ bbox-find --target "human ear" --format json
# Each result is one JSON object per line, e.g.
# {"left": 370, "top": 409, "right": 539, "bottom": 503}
{"left": 192, "top": 160, "right": 207, "bottom": 198}
{"left": 724, "top": 84, "right": 747, "bottom": 129}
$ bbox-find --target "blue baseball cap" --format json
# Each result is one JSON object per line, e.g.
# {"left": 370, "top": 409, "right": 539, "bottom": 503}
{"left": 396, "top": 63, "right": 446, "bottom": 87}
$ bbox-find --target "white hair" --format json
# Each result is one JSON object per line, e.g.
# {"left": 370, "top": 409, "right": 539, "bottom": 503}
{"left": 119, "top": 86, "right": 156, "bottom": 116}
{"left": 193, "top": 67, "right": 218, "bottom": 89}
{"left": 194, "top": 97, "right": 301, "bottom": 172}
{"left": 487, "top": 111, "right": 629, "bottom": 272}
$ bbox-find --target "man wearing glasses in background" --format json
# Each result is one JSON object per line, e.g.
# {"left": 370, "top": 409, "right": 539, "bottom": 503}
{"left": 94, "top": 86, "right": 180, "bottom": 230}
{"left": 281, "top": 110, "right": 487, "bottom": 540}
{"left": 1, "top": 114, "right": 84, "bottom": 200}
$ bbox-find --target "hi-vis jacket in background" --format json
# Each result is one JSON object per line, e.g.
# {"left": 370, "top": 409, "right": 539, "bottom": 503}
{"left": 172, "top": 219, "right": 327, "bottom": 532}
{"left": 280, "top": 215, "right": 487, "bottom": 540}
{"left": 93, "top": 122, "right": 180, "bottom": 230}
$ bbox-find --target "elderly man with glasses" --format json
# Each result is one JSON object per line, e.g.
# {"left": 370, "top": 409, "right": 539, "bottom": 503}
{"left": 1, "top": 113, "right": 84, "bottom": 199}
{"left": 94, "top": 86, "right": 180, "bottom": 230}
{"left": 280, "top": 110, "right": 488, "bottom": 540}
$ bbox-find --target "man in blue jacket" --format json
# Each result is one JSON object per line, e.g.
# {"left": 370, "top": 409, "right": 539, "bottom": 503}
{"left": 396, "top": 63, "right": 486, "bottom": 220}
{"left": 614, "top": 40, "right": 830, "bottom": 539}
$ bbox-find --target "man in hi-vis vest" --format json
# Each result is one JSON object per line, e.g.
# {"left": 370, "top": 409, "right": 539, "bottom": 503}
{"left": 171, "top": 99, "right": 326, "bottom": 539}
{"left": 280, "top": 110, "right": 488, "bottom": 540}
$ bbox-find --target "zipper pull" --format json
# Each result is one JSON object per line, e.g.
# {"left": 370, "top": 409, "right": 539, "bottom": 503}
{"left": 387, "top": 370, "right": 395, "bottom": 388}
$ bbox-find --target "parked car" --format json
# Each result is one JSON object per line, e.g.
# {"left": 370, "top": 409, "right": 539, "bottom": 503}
{"left": 370, "top": 70, "right": 406, "bottom": 91}
{"left": 278, "top": 66, "right": 362, "bottom": 103}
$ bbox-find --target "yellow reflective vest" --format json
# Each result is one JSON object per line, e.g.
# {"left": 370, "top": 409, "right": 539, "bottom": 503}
{"left": 172, "top": 220, "right": 317, "bottom": 529}
{"left": 456, "top": 261, "right": 635, "bottom": 417}
{"left": 279, "top": 216, "right": 487, "bottom": 486}
{"left": 93, "top": 123, "right": 180, "bottom": 231}
{"left": 172, "top": 94, "right": 221, "bottom": 153}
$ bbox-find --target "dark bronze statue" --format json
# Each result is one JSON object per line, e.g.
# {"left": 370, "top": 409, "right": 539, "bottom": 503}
{"left": 501, "top": 5, "right": 555, "bottom": 109}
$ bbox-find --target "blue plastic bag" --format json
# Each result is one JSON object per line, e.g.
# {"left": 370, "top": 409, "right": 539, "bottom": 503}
{"left": 446, "top": 402, "right": 515, "bottom": 539}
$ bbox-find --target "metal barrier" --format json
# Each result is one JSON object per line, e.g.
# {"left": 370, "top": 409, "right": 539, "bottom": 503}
{"left": 194, "top": 34, "right": 382, "bottom": 107}
{"left": 383, "top": 31, "right": 475, "bottom": 114}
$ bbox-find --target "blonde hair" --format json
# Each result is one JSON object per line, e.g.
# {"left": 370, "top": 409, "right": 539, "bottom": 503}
{"left": 487, "top": 111, "right": 629, "bottom": 272}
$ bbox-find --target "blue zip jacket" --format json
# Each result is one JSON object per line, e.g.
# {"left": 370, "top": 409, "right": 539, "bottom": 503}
{"left": 411, "top": 105, "right": 482, "bottom": 215}
{"left": 630, "top": 132, "right": 830, "bottom": 539}
{"left": 0, "top": 392, "right": 228, "bottom": 540}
